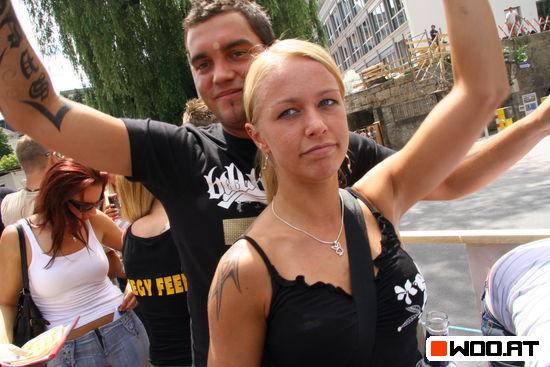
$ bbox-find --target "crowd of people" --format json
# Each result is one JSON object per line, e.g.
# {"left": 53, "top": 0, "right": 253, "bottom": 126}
{"left": 0, "top": 0, "right": 549, "bottom": 366}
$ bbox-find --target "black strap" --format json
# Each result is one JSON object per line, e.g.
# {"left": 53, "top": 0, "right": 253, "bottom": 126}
{"left": 16, "top": 223, "right": 30, "bottom": 294}
{"left": 240, "top": 235, "right": 278, "bottom": 277}
{"left": 341, "top": 188, "right": 377, "bottom": 367}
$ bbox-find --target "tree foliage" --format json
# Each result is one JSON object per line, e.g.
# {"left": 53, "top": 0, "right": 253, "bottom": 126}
{"left": 23, "top": 0, "right": 325, "bottom": 125}
{"left": 0, "top": 129, "right": 13, "bottom": 158}
{"left": 0, "top": 153, "right": 20, "bottom": 172}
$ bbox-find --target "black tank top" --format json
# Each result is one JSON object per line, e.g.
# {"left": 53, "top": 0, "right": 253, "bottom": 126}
{"left": 123, "top": 228, "right": 192, "bottom": 366}
{"left": 243, "top": 190, "right": 425, "bottom": 367}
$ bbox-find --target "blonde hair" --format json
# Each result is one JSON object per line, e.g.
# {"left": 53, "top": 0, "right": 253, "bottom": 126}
{"left": 115, "top": 176, "right": 155, "bottom": 223}
{"left": 243, "top": 39, "right": 345, "bottom": 202}
{"left": 182, "top": 98, "right": 217, "bottom": 127}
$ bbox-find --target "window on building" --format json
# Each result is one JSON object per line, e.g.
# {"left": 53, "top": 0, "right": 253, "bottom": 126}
{"left": 395, "top": 38, "right": 408, "bottom": 61}
{"left": 355, "top": 0, "right": 366, "bottom": 11}
{"left": 342, "top": 44, "right": 351, "bottom": 70}
{"left": 369, "top": 2, "right": 392, "bottom": 43}
{"left": 359, "top": 18, "right": 377, "bottom": 53}
{"left": 379, "top": 44, "right": 399, "bottom": 67}
{"left": 338, "top": 46, "right": 346, "bottom": 70}
{"left": 347, "top": 34, "right": 361, "bottom": 64}
{"left": 387, "top": 0, "right": 407, "bottom": 29}
{"left": 330, "top": 12, "right": 343, "bottom": 38}
{"left": 338, "top": 1, "right": 353, "bottom": 27}
{"left": 332, "top": 52, "right": 342, "bottom": 69}
{"left": 324, "top": 21, "right": 335, "bottom": 45}
{"left": 366, "top": 55, "right": 380, "bottom": 68}
{"left": 349, "top": 0, "right": 358, "bottom": 16}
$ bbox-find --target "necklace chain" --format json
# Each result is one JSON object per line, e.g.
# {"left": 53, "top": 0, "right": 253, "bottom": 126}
{"left": 271, "top": 193, "right": 345, "bottom": 256}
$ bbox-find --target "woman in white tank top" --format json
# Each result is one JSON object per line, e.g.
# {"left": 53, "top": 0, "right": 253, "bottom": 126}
{"left": 0, "top": 160, "right": 149, "bottom": 367}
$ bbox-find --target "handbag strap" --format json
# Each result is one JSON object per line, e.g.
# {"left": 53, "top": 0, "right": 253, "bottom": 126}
{"left": 340, "top": 188, "right": 377, "bottom": 366}
{"left": 15, "top": 223, "right": 30, "bottom": 294}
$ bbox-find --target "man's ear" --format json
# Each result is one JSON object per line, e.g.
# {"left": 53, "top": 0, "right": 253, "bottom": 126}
{"left": 245, "top": 122, "right": 269, "bottom": 153}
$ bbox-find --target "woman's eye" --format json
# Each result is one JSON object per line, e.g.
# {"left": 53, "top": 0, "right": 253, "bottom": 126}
{"left": 319, "top": 99, "right": 337, "bottom": 107}
{"left": 278, "top": 108, "right": 299, "bottom": 119}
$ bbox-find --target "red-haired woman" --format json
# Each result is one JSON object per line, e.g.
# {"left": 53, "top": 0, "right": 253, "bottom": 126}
{"left": 0, "top": 159, "right": 149, "bottom": 367}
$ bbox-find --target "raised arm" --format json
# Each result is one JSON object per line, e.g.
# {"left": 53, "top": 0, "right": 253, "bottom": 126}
{"left": 0, "top": 1, "right": 131, "bottom": 175}
{"left": 426, "top": 97, "right": 550, "bottom": 200}
{"left": 355, "top": 0, "right": 509, "bottom": 220}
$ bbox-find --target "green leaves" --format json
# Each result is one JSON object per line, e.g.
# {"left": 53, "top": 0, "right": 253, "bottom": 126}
{"left": 23, "top": 0, "right": 324, "bottom": 124}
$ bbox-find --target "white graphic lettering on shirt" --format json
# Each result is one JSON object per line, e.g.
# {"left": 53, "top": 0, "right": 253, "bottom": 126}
{"left": 204, "top": 163, "right": 266, "bottom": 209}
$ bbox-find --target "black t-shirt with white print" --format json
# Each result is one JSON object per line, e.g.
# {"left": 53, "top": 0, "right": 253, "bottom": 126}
{"left": 123, "top": 119, "right": 394, "bottom": 367}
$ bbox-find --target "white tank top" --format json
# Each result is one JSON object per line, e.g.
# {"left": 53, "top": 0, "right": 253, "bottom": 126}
{"left": 19, "top": 219, "right": 123, "bottom": 329}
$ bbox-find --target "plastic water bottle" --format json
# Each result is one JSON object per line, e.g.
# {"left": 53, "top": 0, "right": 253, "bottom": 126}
{"left": 416, "top": 311, "right": 456, "bottom": 367}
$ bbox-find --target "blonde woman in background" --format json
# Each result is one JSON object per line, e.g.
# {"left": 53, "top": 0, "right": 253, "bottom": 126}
{"left": 116, "top": 177, "right": 192, "bottom": 367}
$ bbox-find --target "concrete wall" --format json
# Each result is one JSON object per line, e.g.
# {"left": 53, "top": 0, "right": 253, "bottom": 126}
{"left": 504, "top": 32, "right": 550, "bottom": 118}
{"left": 403, "top": 0, "right": 539, "bottom": 38}
{"left": 346, "top": 74, "right": 449, "bottom": 149}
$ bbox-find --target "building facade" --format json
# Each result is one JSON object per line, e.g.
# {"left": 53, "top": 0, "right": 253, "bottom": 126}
{"left": 318, "top": 0, "right": 410, "bottom": 74}
{"left": 319, "top": 0, "right": 542, "bottom": 74}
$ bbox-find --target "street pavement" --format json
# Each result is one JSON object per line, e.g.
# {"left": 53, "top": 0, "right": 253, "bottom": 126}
{"left": 401, "top": 136, "right": 550, "bottom": 366}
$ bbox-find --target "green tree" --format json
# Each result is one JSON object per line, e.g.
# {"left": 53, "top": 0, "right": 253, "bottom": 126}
{"left": 23, "top": 0, "right": 325, "bottom": 125}
{"left": 0, "top": 153, "right": 20, "bottom": 172}
{"left": 0, "top": 129, "right": 13, "bottom": 158}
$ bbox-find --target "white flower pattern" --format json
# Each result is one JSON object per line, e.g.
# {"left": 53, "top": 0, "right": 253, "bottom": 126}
{"left": 394, "top": 273, "right": 426, "bottom": 332}
{"left": 394, "top": 279, "right": 418, "bottom": 305}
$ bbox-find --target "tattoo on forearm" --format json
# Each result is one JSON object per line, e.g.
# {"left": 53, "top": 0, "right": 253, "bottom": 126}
{"left": 0, "top": 14, "right": 21, "bottom": 48}
{"left": 20, "top": 50, "right": 38, "bottom": 79}
{"left": 28, "top": 73, "right": 49, "bottom": 100}
{"left": 0, "top": 3, "right": 71, "bottom": 130}
{"left": 210, "top": 248, "right": 242, "bottom": 320}
{"left": 22, "top": 101, "right": 70, "bottom": 130}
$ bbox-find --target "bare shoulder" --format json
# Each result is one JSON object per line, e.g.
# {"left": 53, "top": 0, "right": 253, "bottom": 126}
{"left": 209, "top": 238, "right": 272, "bottom": 321}
{"left": 0, "top": 225, "right": 21, "bottom": 259}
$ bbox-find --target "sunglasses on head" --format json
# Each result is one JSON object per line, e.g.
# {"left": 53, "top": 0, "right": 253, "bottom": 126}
{"left": 68, "top": 198, "right": 103, "bottom": 212}
{"left": 45, "top": 151, "right": 65, "bottom": 159}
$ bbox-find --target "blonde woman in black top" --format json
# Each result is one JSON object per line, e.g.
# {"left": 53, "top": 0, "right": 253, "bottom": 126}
{"left": 207, "top": 1, "right": 509, "bottom": 366}
{"left": 116, "top": 177, "right": 192, "bottom": 367}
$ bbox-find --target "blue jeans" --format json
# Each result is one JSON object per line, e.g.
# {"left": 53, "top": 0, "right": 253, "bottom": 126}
{"left": 48, "top": 311, "right": 149, "bottom": 367}
{"left": 481, "top": 290, "right": 524, "bottom": 367}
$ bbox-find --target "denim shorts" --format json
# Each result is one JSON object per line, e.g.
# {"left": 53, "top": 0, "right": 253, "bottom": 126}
{"left": 48, "top": 311, "right": 150, "bottom": 367}
{"left": 481, "top": 289, "right": 524, "bottom": 367}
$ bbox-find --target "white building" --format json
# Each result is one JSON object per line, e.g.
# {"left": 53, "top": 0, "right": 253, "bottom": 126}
{"left": 318, "top": 0, "right": 543, "bottom": 74}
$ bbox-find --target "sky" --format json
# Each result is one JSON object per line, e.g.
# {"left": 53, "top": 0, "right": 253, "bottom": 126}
{"left": 12, "top": 0, "right": 85, "bottom": 92}
{"left": 1, "top": 1, "right": 84, "bottom": 120}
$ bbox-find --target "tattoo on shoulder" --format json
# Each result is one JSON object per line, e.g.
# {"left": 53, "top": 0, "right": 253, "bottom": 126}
{"left": 210, "top": 244, "right": 244, "bottom": 320}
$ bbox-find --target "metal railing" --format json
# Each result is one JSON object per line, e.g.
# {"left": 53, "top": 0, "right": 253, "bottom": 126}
{"left": 400, "top": 229, "right": 550, "bottom": 311}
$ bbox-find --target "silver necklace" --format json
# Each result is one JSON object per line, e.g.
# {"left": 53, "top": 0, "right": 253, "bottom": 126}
{"left": 271, "top": 193, "right": 345, "bottom": 256}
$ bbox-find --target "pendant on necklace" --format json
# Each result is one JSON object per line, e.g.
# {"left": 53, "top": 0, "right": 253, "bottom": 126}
{"left": 331, "top": 241, "right": 344, "bottom": 256}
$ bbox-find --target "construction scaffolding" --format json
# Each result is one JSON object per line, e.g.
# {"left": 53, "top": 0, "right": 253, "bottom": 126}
{"left": 355, "top": 30, "right": 452, "bottom": 91}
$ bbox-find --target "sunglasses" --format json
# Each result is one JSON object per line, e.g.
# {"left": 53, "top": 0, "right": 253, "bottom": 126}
{"left": 45, "top": 151, "right": 65, "bottom": 159}
{"left": 68, "top": 198, "right": 103, "bottom": 212}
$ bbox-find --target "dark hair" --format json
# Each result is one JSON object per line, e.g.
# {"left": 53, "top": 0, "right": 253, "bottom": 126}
{"left": 33, "top": 159, "right": 108, "bottom": 267}
{"left": 183, "top": 0, "right": 276, "bottom": 47}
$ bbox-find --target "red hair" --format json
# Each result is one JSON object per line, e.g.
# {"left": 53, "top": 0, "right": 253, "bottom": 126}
{"left": 33, "top": 159, "right": 108, "bottom": 267}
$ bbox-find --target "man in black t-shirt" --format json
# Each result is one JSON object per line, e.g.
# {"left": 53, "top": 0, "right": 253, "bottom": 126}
{"left": 2, "top": 1, "right": 550, "bottom": 365}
